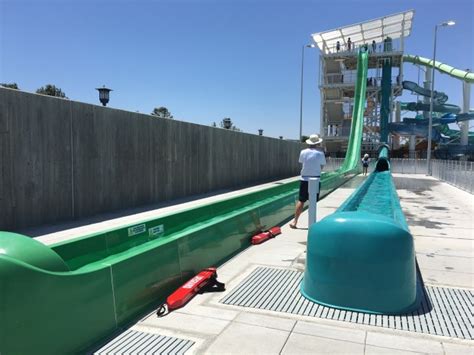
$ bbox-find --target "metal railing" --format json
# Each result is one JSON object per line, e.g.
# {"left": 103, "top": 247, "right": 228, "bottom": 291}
{"left": 324, "top": 41, "right": 400, "bottom": 55}
{"left": 390, "top": 159, "right": 428, "bottom": 175}
{"left": 390, "top": 158, "right": 473, "bottom": 194}
{"left": 431, "top": 159, "right": 474, "bottom": 194}
{"left": 324, "top": 73, "right": 401, "bottom": 86}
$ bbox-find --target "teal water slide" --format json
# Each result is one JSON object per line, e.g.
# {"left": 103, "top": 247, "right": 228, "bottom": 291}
{"left": 0, "top": 53, "right": 369, "bottom": 354}
{"left": 380, "top": 59, "right": 392, "bottom": 142}
{"left": 302, "top": 145, "right": 420, "bottom": 314}
{"left": 402, "top": 80, "right": 448, "bottom": 104}
{"left": 393, "top": 56, "right": 474, "bottom": 143}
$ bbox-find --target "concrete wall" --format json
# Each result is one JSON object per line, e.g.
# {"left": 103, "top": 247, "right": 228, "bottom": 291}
{"left": 0, "top": 87, "right": 302, "bottom": 230}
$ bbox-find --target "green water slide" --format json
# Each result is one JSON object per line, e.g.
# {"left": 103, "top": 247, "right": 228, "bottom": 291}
{"left": 0, "top": 52, "right": 369, "bottom": 354}
{"left": 404, "top": 55, "right": 474, "bottom": 83}
{"left": 339, "top": 49, "right": 368, "bottom": 171}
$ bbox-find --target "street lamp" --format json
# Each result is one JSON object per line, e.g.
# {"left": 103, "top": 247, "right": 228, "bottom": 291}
{"left": 222, "top": 118, "right": 232, "bottom": 129}
{"left": 299, "top": 43, "right": 316, "bottom": 142}
{"left": 96, "top": 85, "right": 112, "bottom": 106}
{"left": 427, "top": 20, "right": 455, "bottom": 175}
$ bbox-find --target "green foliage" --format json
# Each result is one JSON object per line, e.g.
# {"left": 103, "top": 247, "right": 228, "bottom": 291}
{"left": 151, "top": 107, "right": 173, "bottom": 119}
{"left": 301, "top": 135, "right": 309, "bottom": 143}
{"left": 0, "top": 83, "right": 19, "bottom": 89}
{"left": 36, "top": 84, "right": 67, "bottom": 98}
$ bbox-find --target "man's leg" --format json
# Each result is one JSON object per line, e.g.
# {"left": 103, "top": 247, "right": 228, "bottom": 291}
{"left": 290, "top": 201, "right": 304, "bottom": 228}
{"left": 290, "top": 181, "right": 308, "bottom": 228}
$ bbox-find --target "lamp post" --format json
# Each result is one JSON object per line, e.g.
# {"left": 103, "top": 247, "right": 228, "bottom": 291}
{"left": 96, "top": 85, "right": 112, "bottom": 106}
{"left": 427, "top": 20, "right": 455, "bottom": 175}
{"left": 222, "top": 118, "right": 232, "bottom": 129}
{"left": 299, "top": 43, "right": 316, "bottom": 142}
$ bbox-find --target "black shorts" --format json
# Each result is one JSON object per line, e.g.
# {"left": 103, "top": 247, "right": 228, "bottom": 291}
{"left": 363, "top": 163, "right": 369, "bottom": 168}
{"left": 298, "top": 180, "right": 321, "bottom": 203}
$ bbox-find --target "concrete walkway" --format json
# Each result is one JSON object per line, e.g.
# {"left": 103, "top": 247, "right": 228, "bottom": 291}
{"left": 95, "top": 174, "right": 473, "bottom": 354}
{"left": 393, "top": 174, "right": 473, "bottom": 289}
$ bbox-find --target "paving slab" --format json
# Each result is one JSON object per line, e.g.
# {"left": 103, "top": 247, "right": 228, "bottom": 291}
{"left": 442, "top": 341, "right": 474, "bottom": 354}
{"left": 281, "top": 332, "right": 365, "bottom": 354}
{"left": 365, "top": 345, "right": 423, "bottom": 354}
{"left": 292, "top": 320, "right": 366, "bottom": 344}
{"left": 234, "top": 312, "right": 296, "bottom": 332}
{"left": 204, "top": 322, "right": 290, "bottom": 355}
{"left": 365, "top": 331, "right": 444, "bottom": 354}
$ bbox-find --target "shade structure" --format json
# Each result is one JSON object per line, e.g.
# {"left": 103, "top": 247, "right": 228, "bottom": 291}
{"left": 311, "top": 10, "right": 414, "bottom": 54}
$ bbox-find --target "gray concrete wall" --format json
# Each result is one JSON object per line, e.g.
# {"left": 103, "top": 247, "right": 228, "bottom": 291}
{"left": 0, "top": 87, "right": 302, "bottom": 230}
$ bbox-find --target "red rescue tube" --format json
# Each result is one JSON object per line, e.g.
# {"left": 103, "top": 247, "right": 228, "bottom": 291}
{"left": 251, "top": 226, "right": 282, "bottom": 245}
{"left": 268, "top": 226, "right": 281, "bottom": 236}
{"left": 157, "top": 267, "right": 225, "bottom": 317}
{"left": 251, "top": 231, "right": 272, "bottom": 245}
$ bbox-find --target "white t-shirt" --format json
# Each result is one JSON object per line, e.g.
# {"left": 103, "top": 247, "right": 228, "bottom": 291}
{"left": 299, "top": 148, "right": 326, "bottom": 181}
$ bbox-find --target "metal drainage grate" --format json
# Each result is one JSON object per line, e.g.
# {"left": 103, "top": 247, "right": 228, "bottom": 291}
{"left": 221, "top": 267, "right": 473, "bottom": 340}
{"left": 93, "top": 329, "right": 195, "bottom": 354}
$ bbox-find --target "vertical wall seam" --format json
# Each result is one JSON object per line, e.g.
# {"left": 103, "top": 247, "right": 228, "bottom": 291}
{"left": 69, "top": 100, "right": 75, "bottom": 218}
{"left": 109, "top": 265, "right": 119, "bottom": 327}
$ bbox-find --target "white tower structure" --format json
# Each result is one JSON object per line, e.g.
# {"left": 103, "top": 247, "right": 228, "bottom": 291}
{"left": 311, "top": 10, "right": 414, "bottom": 155}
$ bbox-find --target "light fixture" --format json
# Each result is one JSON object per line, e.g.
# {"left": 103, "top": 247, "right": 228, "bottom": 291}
{"left": 441, "top": 20, "right": 455, "bottom": 26}
{"left": 96, "top": 85, "right": 112, "bottom": 106}
{"left": 222, "top": 118, "right": 232, "bottom": 129}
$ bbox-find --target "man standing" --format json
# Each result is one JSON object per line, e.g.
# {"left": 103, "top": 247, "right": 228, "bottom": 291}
{"left": 289, "top": 134, "right": 326, "bottom": 229}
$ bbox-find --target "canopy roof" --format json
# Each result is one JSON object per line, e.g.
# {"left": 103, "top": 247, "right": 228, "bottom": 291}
{"left": 311, "top": 10, "right": 414, "bottom": 54}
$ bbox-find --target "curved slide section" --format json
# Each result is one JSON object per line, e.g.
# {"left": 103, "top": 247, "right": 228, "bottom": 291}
{"left": 402, "top": 80, "right": 448, "bottom": 104}
{"left": 400, "top": 101, "right": 461, "bottom": 114}
{"left": 404, "top": 55, "right": 474, "bottom": 83}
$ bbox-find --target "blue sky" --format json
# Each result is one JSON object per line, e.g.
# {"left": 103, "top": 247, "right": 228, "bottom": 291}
{"left": 1, "top": 0, "right": 472, "bottom": 139}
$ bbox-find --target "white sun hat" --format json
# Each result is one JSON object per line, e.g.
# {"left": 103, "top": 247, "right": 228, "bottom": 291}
{"left": 364, "top": 153, "right": 369, "bottom": 158}
{"left": 306, "top": 134, "right": 323, "bottom": 145}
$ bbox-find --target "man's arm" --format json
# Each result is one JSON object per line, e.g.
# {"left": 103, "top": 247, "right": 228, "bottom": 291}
{"left": 320, "top": 152, "right": 327, "bottom": 168}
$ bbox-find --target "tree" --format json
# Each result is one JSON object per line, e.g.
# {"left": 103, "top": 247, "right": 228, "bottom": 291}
{"left": 301, "top": 135, "right": 309, "bottom": 143}
{"left": 151, "top": 107, "right": 173, "bottom": 119}
{"left": 36, "top": 84, "right": 67, "bottom": 98}
{"left": 0, "top": 83, "right": 19, "bottom": 89}
{"left": 219, "top": 118, "right": 241, "bottom": 132}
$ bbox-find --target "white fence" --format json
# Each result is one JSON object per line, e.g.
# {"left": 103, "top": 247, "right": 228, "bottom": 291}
{"left": 431, "top": 159, "right": 474, "bottom": 194}
{"left": 390, "top": 159, "right": 428, "bottom": 175}
{"left": 390, "top": 158, "right": 473, "bottom": 194}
